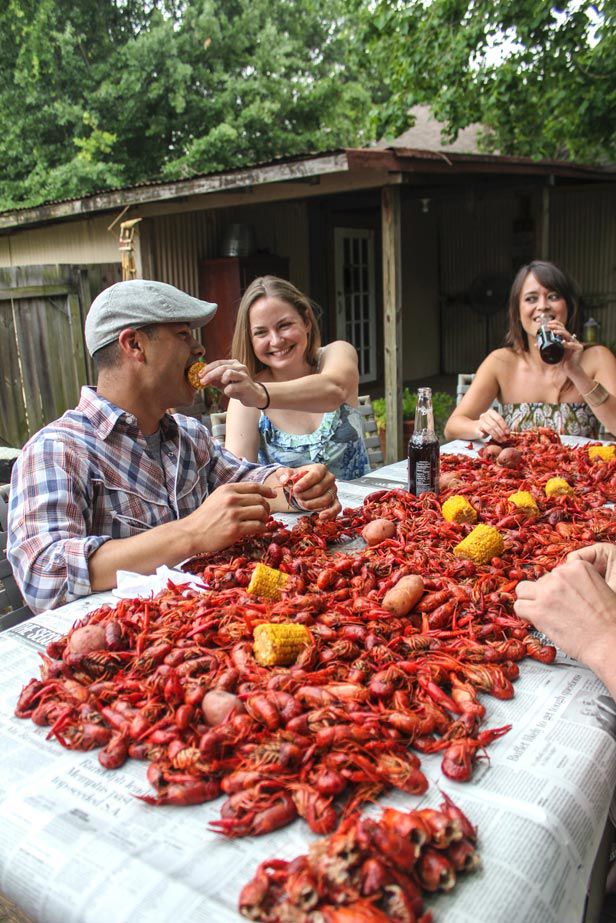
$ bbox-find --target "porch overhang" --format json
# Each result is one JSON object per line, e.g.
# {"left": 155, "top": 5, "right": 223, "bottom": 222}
{"left": 346, "top": 147, "right": 615, "bottom": 181}
{"left": 0, "top": 152, "right": 351, "bottom": 232}
{"left": 3, "top": 143, "right": 613, "bottom": 235}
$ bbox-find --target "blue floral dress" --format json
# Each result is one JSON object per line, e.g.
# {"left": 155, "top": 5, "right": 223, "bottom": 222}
{"left": 500, "top": 402, "right": 599, "bottom": 437}
{"left": 257, "top": 403, "right": 370, "bottom": 480}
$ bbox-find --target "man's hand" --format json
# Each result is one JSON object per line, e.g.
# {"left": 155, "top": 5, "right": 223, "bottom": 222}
{"left": 181, "top": 482, "right": 276, "bottom": 554}
{"left": 277, "top": 465, "right": 341, "bottom": 521}
{"left": 515, "top": 558, "right": 616, "bottom": 670}
{"left": 566, "top": 542, "right": 616, "bottom": 592}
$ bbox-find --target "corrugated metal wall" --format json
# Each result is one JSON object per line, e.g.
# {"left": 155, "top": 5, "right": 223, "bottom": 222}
{"left": 146, "top": 202, "right": 311, "bottom": 298}
{"left": 550, "top": 184, "right": 616, "bottom": 349}
{"left": 438, "top": 183, "right": 616, "bottom": 371}
{"left": 147, "top": 210, "right": 222, "bottom": 296}
{"left": 439, "top": 191, "right": 516, "bottom": 373}
{"left": 223, "top": 201, "right": 310, "bottom": 294}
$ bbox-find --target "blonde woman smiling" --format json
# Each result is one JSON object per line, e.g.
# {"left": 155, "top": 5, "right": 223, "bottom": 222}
{"left": 199, "top": 276, "right": 370, "bottom": 480}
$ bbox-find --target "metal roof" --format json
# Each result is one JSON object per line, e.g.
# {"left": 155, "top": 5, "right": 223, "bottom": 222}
{"left": 1, "top": 141, "right": 613, "bottom": 232}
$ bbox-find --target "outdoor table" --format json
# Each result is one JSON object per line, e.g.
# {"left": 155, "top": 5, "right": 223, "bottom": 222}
{"left": 0, "top": 437, "right": 614, "bottom": 923}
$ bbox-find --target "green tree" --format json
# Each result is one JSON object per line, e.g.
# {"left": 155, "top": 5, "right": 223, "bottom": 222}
{"left": 0, "top": 0, "right": 373, "bottom": 210}
{"left": 362, "top": 0, "right": 616, "bottom": 162}
{"left": 160, "top": 0, "right": 373, "bottom": 178}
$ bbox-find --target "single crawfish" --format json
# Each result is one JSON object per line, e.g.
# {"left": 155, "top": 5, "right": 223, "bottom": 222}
{"left": 15, "top": 679, "right": 47, "bottom": 718}
{"left": 447, "top": 837, "right": 481, "bottom": 872}
{"left": 308, "top": 812, "right": 364, "bottom": 890}
{"left": 441, "top": 724, "right": 511, "bottom": 781}
{"left": 370, "top": 752, "right": 428, "bottom": 796}
{"left": 139, "top": 778, "right": 221, "bottom": 807}
{"left": 449, "top": 674, "right": 486, "bottom": 719}
{"left": 320, "top": 900, "right": 398, "bottom": 922}
{"left": 358, "top": 816, "right": 421, "bottom": 872}
{"left": 240, "top": 733, "right": 305, "bottom": 772}
{"left": 461, "top": 662, "right": 514, "bottom": 699}
{"left": 99, "top": 731, "right": 130, "bottom": 769}
{"left": 524, "top": 634, "right": 557, "bottom": 664}
{"left": 416, "top": 846, "right": 456, "bottom": 892}
{"left": 290, "top": 782, "right": 338, "bottom": 835}
{"left": 238, "top": 858, "right": 290, "bottom": 921}
{"left": 212, "top": 782, "right": 298, "bottom": 838}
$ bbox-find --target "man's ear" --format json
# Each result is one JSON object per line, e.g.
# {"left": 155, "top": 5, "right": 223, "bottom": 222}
{"left": 117, "top": 328, "right": 146, "bottom": 362}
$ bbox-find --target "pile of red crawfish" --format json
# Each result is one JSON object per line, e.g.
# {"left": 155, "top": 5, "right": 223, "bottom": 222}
{"left": 239, "top": 793, "right": 477, "bottom": 922}
{"left": 14, "top": 430, "right": 616, "bottom": 843}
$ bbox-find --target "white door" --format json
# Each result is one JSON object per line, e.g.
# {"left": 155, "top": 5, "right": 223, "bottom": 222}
{"left": 334, "top": 228, "right": 377, "bottom": 383}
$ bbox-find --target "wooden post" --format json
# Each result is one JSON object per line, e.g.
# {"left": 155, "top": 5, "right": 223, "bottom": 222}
{"left": 381, "top": 185, "right": 403, "bottom": 463}
{"left": 537, "top": 182, "right": 551, "bottom": 259}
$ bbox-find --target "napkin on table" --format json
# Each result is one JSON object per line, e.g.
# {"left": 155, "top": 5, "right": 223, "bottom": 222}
{"left": 112, "top": 565, "right": 208, "bottom": 599}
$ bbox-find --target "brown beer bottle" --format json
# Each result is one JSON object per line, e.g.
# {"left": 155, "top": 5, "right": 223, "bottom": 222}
{"left": 407, "top": 387, "right": 440, "bottom": 496}
{"left": 536, "top": 310, "right": 565, "bottom": 364}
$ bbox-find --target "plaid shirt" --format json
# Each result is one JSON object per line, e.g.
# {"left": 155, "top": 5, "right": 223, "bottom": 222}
{"left": 8, "top": 387, "right": 280, "bottom": 613}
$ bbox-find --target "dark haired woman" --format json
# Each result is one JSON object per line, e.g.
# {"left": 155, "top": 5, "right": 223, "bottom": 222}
{"left": 199, "top": 276, "right": 370, "bottom": 479}
{"left": 444, "top": 261, "right": 616, "bottom": 441}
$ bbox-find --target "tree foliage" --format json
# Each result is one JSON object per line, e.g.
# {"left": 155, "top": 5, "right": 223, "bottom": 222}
{"left": 1, "top": 0, "right": 614, "bottom": 212}
{"left": 362, "top": 0, "right": 616, "bottom": 162}
{"left": 0, "top": 0, "right": 373, "bottom": 210}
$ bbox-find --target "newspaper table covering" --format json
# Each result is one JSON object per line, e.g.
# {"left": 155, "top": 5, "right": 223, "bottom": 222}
{"left": 0, "top": 438, "right": 615, "bottom": 923}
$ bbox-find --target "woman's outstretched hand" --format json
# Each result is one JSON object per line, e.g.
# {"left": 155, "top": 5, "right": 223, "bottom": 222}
{"left": 199, "top": 359, "right": 268, "bottom": 408}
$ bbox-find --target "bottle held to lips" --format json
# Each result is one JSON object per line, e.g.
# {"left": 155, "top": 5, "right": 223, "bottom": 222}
{"left": 408, "top": 387, "right": 440, "bottom": 496}
{"left": 536, "top": 311, "right": 564, "bottom": 364}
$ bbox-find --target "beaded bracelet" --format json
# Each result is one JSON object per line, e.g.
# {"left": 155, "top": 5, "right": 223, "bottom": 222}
{"left": 583, "top": 379, "right": 609, "bottom": 407}
{"left": 257, "top": 382, "right": 271, "bottom": 411}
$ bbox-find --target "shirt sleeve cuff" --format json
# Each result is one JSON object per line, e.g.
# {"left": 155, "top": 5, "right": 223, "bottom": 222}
{"left": 49, "top": 535, "right": 110, "bottom": 602}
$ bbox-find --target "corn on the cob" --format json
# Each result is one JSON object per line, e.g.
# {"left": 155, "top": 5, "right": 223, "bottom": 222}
{"left": 247, "top": 563, "right": 288, "bottom": 599}
{"left": 588, "top": 444, "right": 615, "bottom": 462}
{"left": 441, "top": 495, "right": 478, "bottom": 524}
{"left": 507, "top": 491, "right": 539, "bottom": 514}
{"left": 187, "top": 358, "right": 206, "bottom": 390}
{"left": 544, "top": 477, "right": 574, "bottom": 498}
{"left": 253, "top": 623, "right": 311, "bottom": 666}
{"left": 454, "top": 524, "right": 504, "bottom": 565}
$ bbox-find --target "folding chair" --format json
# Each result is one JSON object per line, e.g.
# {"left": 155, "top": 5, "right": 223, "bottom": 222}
{"left": 358, "top": 395, "right": 385, "bottom": 471}
{"left": 456, "top": 373, "right": 502, "bottom": 412}
{"left": 210, "top": 412, "right": 227, "bottom": 446}
{"left": 0, "top": 521, "right": 33, "bottom": 630}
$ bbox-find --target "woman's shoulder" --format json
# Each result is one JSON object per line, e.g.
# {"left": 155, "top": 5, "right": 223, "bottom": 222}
{"left": 488, "top": 346, "right": 518, "bottom": 364}
{"left": 581, "top": 344, "right": 616, "bottom": 371}
{"left": 321, "top": 340, "right": 361, "bottom": 361}
{"left": 477, "top": 347, "right": 518, "bottom": 375}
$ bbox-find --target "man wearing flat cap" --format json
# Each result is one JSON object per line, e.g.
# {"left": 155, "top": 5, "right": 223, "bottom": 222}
{"left": 7, "top": 280, "right": 339, "bottom": 614}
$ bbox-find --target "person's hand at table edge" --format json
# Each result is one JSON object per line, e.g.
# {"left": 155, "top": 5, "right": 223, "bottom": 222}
{"left": 566, "top": 542, "right": 616, "bottom": 593}
{"left": 514, "top": 549, "right": 616, "bottom": 699}
{"left": 274, "top": 465, "right": 340, "bottom": 521}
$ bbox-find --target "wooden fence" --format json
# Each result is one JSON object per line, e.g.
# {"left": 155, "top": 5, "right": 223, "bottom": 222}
{"left": 0, "top": 264, "right": 121, "bottom": 447}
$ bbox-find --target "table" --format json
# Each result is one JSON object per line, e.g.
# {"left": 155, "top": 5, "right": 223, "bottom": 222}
{"left": 0, "top": 439, "right": 615, "bottom": 923}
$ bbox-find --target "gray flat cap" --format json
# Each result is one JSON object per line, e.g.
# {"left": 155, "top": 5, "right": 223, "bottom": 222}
{"left": 85, "top": 279, "right": 218, "bottom": 356}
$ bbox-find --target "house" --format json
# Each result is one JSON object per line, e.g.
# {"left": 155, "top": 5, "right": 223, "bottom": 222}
{"left": 1, "top": 110, "right": 615, "bottom": 457}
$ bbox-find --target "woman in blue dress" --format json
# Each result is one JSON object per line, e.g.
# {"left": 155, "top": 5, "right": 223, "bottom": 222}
{"left": 444, "top": 261, "right": 616, "bottom": 441}
{"left": 200, "top": 276, "right": 370, "bottom": 481}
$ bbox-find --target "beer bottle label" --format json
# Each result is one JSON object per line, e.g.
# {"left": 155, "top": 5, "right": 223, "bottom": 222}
{"left": 415, "top": 460, "right": 432, "bottom": 495}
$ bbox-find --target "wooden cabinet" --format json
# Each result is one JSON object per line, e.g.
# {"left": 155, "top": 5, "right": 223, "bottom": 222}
{"left": 198, "top": 255, "right": 289, "bottom": 361}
